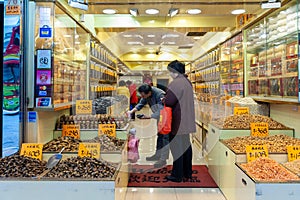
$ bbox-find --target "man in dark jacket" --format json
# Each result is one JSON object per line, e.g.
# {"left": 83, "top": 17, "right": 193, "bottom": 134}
{"left": 165, "top": 60, "right": 196, "bottom": 182}
{"left": 127, "top": 84, "right": 169, "bottom": 168}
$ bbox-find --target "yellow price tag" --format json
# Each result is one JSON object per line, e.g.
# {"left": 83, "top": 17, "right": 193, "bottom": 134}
{"left": 287, "top": 146, "right": 300, "bottom": 162}
{"left": 76, "top": 100, "right": 92, "bottom": 115}
{"left": 62, "top": 124, "right": 80, "bottom": 139}
{"left": 20, "top": 143, "right": 43, "bottom": 161}
{"left": 246, "top": 144, "right": 269, "bottom": 163}
{"left": 78, "top": 143, "right": 100, "bottom": 159}
{"left": 234, "top": 107, "right": 249, "bottom": 115}
{"left": 250, "top": 122, "right": 269, "bottom": 137}
{"left": 98, "top": 124, "right": 116, "bottom": 138}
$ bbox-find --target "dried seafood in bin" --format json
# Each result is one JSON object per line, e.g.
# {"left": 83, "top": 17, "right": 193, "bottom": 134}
{"left": 222, "top": 135, "right": 300, "bottom": 153}
{"left": 43, "top": 136, "right": 82, "bottom": 152}
{"left": 283, "top": 159, "right": 300, "bottom": 176}
{"left": 45, "top": 156, "right": 117, "bottom": 179}
{"left": 240, "top": 157, "right": 300, "bottom": 182}
{"left": 83, "top": 134, "right": 125, "bottom": 152}
{"left": 0, "top": 155, "right": 46, "bottom": 177}
{"left": 214, "top": 114, "right": 288, "bottom": 129}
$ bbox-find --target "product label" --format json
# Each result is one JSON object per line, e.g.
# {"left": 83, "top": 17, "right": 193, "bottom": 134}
{"left": 246, "top": 144, "right": 269, "bottom": 163}
{"left": 78, "top": 143, "right": 100, "bottom": 159}
{"left": 62, "top": 124, "right": 80, "bottom": 139}
{"left": 76, "top": 100, "right": 93, "bottom": 115}
{"left": 250, "top": 122, "right": 269, "bottom": 137}
{"left": 20, "top": 143, "right": 43, "bottom": 161}
{"left": 287, "top": 146, "right": 300, "bottom": 162}
{"left": 234, "top": 107, "right": 249, "bottom": 115}
{"left": 98, "top": 124, "right": 116, "bottom": 138}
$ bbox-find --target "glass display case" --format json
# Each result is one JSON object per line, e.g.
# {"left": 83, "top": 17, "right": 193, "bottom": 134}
{"left": 244, "top": 0, "right": 299, "bottom": 103}
{"left": 34, "top": 2, "right": 89, "bottom": 109}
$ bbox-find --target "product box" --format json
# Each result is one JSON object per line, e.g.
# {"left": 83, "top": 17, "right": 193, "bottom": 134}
{"left": 283, "top": 76, "right": 298, "bottom": 97}
{"left": 269, "top": 78, "right": 282, "bottom": 96}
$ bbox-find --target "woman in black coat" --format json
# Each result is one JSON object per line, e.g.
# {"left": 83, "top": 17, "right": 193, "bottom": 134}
{"left": 164, "top": 60, "right": 196, "bottom": 182}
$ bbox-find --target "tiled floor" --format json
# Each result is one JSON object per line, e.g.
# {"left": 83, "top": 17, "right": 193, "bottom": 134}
{"left": 117, "top": 116, "right": 226, "bottom": 200}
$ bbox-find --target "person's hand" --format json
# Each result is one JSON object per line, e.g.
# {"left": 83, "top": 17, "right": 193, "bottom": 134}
{"left": 161, "top": 97, "right": 166, "bottom": 104}
{"left": 126, "top": 110, "right": 132, "bottom": 118}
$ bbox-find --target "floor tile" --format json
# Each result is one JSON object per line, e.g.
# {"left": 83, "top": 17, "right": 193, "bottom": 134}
{"left": 175, "top": 188, "right": 226, "bottom": 200}
{"left": 125, "top": 188, "right": 177, "bottom": 200}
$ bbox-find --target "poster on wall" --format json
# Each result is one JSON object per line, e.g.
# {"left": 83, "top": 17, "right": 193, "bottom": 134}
{"left": 2, "top": 0, "right": 21, "bottom": 157}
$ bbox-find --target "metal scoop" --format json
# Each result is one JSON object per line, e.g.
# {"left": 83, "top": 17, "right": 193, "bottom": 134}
{"left": 38, "top": 147, "right": 65, "bottom": 178}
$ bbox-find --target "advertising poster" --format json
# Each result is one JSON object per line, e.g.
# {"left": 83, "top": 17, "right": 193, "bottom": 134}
{"left": 2, "top": 0, "right": 21, "bottom": 156}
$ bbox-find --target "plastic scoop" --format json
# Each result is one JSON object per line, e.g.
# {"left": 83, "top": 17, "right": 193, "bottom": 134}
{"left": 38, "top": 147, "right": 65, "bottom": 178}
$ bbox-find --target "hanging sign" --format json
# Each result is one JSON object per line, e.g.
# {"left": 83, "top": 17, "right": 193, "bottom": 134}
{"left": 6, "top": 0, "right": 21, "bottom": 15}
{"left": 246, "top": 144, "right": 269, "bottom": 163}
{"left": 234, "top": 107, "right": 249, "bottom": 115}
{"left": 287, "top": 146, "right": 300, "bottom": 162}
{"left": 98, "top": 124, "right": 116, "bottom": 138}
{"left": 76, "top": 100, "right": 93, "bottom": 115}
{"left": 62, "top": 124, "right": 80, "bottom": 139}
{"left": 78, "top": 143, "right": 101, "bottom": 159}
{"left": 20, "top": 143, "right": 43, "bottom": 161}
{"left": 250, "top": 122, "right": 269, "bottom": 138}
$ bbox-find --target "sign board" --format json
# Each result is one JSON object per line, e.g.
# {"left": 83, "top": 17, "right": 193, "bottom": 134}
{"left": 287, "top": 146, "right": 300, "bottom": 162}
{"left": 76, "top": 100, "right": 92, "bottom": 115}
{"left": 37, "top": 49, "right": 51, "bottom": 69}
{"left": 78, "top": 143, "right": 100, "bottom": 159}
{"left": 20, "top": 143, "right": 43, "bottom": 160}
{"left": 246, "top": 144, "right": 269, "bottom": 163}
{"left": 234, "top": 107, "right": 250, "bottom": 115}
{"left": 6, "top": 0, "right": 21, "bottom": 15}
{"left": 98, "top": 124, "right": 116, "bottom": 138}
{"left": 62, "top": 124, "right": 80, "bottom": 139}
{"left": 250, "top": 122, "right": 269, "bottom": 138}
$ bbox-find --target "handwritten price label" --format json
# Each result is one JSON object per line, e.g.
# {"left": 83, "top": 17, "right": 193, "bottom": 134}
{"left": 98, "top": 124, "right": 116, "bottom": 138}
{"left": 76, "top": 100, "right": 92, "bottom": 115}
{"left": 20, "top": 143, "right": 43, "bottom": 160}
{"left": 250, "top": 122, "right": 269, "bottom": 138}
{"left": 246, "top": 144, "right": 269, "bottom": 163}
{"left": 78, "top": 143, "right": 100, "bottom": 159}
{"left": 287, "top": 146, "right": 300, "bottom": 162}
{"left": 62, "top": 124, "right": 80, "bottom": 139}
{"left": 234, "top": 107, "right": 249, "bottom": 115}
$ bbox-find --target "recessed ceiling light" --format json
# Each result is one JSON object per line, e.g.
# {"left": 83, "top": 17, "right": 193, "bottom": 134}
{"left": 145, "top": 8, "right": 159, "bottom": 15}
{"left": 147, "top": 34, "right": 156, "bottom": 38}
{"left": 103, "top": 9, "right": 117, "bottom": 14}
{"left": 231, "top": 9, "right": 245, "bottom": 15}
{"left": 193, "top": 36, "right": 201, "bottom": 40}
{"left": 187, "top": 9, "right": 201, "bottom": 15}
{"left": 148, "top": 42, "right": 155, "bottom": 45}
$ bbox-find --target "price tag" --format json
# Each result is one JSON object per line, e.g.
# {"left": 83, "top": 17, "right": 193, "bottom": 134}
{"left": 250, "top": 122, "right": 269, "bottom": 138}
{"left": 246, "top": 144, "right": 269, "bottom": 163}
{"left": 287, "top": 146, "right": 300, "bottom": 162}
{"left": 62, "top": 124, "right": 80, "bottom": 139}
{"left": 76, "top": 100, "right": 92, "bottom": 115}
{"left": 20, "top": 143, "right": 43, "bottom": 160}
{"left": 78, "top": 143, "right": 100, "bottom": 159}
{"left": 234, "top": 107, "right": 249, "bottom": 115}
{"left": 6, "top": 0, "right": 21, "bottom": 15}
{"left": 98, "top": 124, "right": 116, "bottom": 138}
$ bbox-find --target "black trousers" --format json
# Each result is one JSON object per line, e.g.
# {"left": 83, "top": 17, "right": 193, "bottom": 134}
{"left": 169, "top": 133, "right": 192, "bottom": 179}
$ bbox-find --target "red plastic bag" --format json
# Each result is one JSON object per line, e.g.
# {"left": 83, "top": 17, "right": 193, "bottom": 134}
{"left": 158, "top": 105, "right": 172, "bottom": 134}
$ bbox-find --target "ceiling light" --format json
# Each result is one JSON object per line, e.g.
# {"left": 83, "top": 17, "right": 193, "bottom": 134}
{"left": 187, "top": 9, "right": 201, "bottom": 15}
{"left": 129, "top": 8, "right": 139, "bottom": 17}
{"left": 103, "top": 9, "right": 117, "bottom": 14}
{"left": 147, "top": 34, "right": 155, "bottom": 38}
{"left": 193, "top": 36, "right": 201, "bottom": 40}
{"left": 145, "top": 8, "right": 159, "bottom": 15}
{"left": 148, "top": 42, "right": 155, "bottom": 45}
{"left": 169, "top": 8, "right": 179, "bottom": 17}
{"left": 231, "top": 9, "right": 245, "bottom": 15}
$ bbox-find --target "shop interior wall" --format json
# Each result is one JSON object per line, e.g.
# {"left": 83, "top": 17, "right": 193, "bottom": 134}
{"left": 270, "top": 104, "right": 300, "bottom": 138}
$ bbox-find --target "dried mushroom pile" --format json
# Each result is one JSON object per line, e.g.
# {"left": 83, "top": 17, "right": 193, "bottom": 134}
{"left": 84, "top": 135, "right": 125, "bottom": 152}
{"left": 45, "top": 157, "right": 117, "bottom": 179}
{"left": 0, "top": 155, "right": 46, "bottom": 177}
{"left": 222, "top": 135, "right": 300, "bottom": 153}
{"left": 214, "top": 114, "right": 288, "bottom": 129}
{"left": 283, "top": 159, "right": 300, "bottom": 176}
{"left": 240, "top": 157, "right": 300, "bottom": 182}
{"left": 43, "top": 136, "right": 82, "bottom": 152}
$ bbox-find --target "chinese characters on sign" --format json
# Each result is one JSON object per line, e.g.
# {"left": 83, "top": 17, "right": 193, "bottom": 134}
{"left": 250, "top": 122, "right": 269, "bottom": 138}
{"left": 78, "top": 143, "right": 100, "bottom": 159}
{"left": 234, "top": 107, "right": 250, "bottom": 115}
{"left": 20, "top": 143, "right": 43, "bottom": 160}
{"left": 246, "top": 144, "right": 269, "bottom": 163}
{"left": 98, "top": 124, "right": 116, "bottom": 138}
{"left": 6, "top": 0, "right": 21, "bottom": 15}
{"left": 76, "top": 100, "right": 92, "bottom": 115}
{"left": 287, "top": 146, "right": 300, "bottom": 162}
{"left": 62, "top": 124, "right": 80, "bottom": 139}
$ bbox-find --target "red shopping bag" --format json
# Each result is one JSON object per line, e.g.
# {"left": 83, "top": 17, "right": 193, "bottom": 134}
{"left": 158, "top": 105, "right": 172, "bottom": 134}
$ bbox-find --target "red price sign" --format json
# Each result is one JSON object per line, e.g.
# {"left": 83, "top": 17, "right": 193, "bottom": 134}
{"left": 20, "top": 143, "right": 43, "bottom": 160}
{"left": 62, "top": 124, "right": 80, "bottom": 139}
